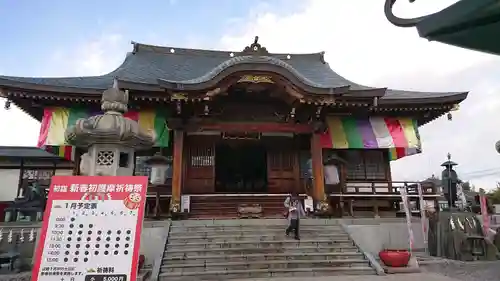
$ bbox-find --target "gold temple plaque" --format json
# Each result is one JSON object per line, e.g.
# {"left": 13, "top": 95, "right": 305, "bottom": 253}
{"left": 171, "top": 93, "right": 188, "bottom": 101}
{"left": 237, "top": 75, "right": 274, "bottom": 84}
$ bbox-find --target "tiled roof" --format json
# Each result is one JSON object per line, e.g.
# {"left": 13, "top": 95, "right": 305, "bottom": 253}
{"left": 0, "top": 146, "right": 64, "bottom": 160}
{"left": 0, "top": 42, "right": 467, "bottom": 102}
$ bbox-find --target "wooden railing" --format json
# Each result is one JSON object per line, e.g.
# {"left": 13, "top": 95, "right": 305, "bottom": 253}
{"left": 325, "top": 180, "right": 439, "bottom": 217}
{"left": 328, "top": 180, "right": 438, "bottom": 198}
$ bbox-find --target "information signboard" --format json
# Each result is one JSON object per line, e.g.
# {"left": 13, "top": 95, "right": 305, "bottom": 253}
{"left": 32, "top": 176, "right": 148, "bottom": 281}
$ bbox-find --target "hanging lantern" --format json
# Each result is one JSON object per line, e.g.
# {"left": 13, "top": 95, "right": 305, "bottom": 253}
{"left": 4, "top": 100, "right": 11, "bottom": 110}
{"left": 144, "top": 152, "right": 171, "bottom": 185}
{"left": 495, "top": 140, "right": 500, "bottom": 154}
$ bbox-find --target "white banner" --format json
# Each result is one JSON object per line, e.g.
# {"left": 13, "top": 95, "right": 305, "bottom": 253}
{"left": 456, "top": 183, "right": 467, "bottom": 209}
{"left": 400, "top": 186, "right": 414, "bottom": 252}
{"left": 416, "top": 183, "right": 428, "bottom": 253}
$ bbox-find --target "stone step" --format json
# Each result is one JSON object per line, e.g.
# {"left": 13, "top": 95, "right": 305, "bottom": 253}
{"left": 169, "top": 225, "right": 344, "bottom": 232}
{"left": 161, "top": 258, "right": 369, "bottom": 273}
{"left": 187, "top": 213, "right": 284, "bottom": 219}
{"left": 164, "top": 252, "right": 365, "bottom": 264}
{"left": 165, "top": 245, "right": 359, "bottom": 255}
{"left": 169, "top": 230, "right": 345, "bottom": 238}
{"left": 158, "top": 266, "right": 375, "bottom": 280}
{"left": 172, "top": 221, "right": 343, "bottom": 230}
{"left": 187, "top": 210, "right": 283, "bottom": 216}
{"left": 190, "top": 196, "right": 287, "bottom": 200}
{"left": 170, "top": 218, "right": 342, "bottom": 227}
{"left": 168, "top": 233, "right": 350, "bottom": 241}
{"left": 188, "top": 209, "right": 284, "bottom": 214}
{"left": 167, "top": 239, "right": 354, "bottom": 250}
{"left": 190, "top": 202, "right": 284, "bottom": 207}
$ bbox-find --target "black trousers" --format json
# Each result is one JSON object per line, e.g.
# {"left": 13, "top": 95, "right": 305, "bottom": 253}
{"left": 286, "top": 218, "right": 300, "bottom": 238}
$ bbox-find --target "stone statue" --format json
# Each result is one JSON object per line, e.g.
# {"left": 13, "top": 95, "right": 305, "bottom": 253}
{"left": 15, "top": 182, "right": 45, "bottom": 207}
{"left": 26, "top": 183, "right": 41, "bottom": 201}
{"left": 4, "top": 182, "right": 47, "bottom": 222}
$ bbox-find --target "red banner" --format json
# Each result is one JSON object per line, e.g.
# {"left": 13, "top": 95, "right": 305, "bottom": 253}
{"left": 480, "top": 194, "right": 490, "bottom": 235}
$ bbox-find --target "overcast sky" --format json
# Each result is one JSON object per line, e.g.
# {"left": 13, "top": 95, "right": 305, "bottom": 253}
{"left": 1, "top": 0, "right": 500, "bottom": 189}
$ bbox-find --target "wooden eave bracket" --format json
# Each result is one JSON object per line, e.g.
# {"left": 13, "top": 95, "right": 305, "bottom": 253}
{"left": 4, "top": 90, "right": 101, "bottom": 103}
{"left": 370, "top": 103, "right": 456, "bottom": 113}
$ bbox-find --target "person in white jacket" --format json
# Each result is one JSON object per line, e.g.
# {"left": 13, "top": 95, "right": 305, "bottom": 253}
{"left": 284, "top": 193, "right": 306, "bottom": 240}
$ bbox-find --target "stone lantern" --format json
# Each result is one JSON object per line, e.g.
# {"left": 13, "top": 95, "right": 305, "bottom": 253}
{"left": 144, "top": 152, "right": 171, "bottom": 185}
{"left": 65, "top": 85, "right": 156, "bottom": 176}
{"left": 441, "top": 153, "right": 459, "bottom": 209}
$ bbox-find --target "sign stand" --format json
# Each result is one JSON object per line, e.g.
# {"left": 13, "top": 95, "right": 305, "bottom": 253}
{"left": 32, "top": 176, "right": 148, "bottom": 281}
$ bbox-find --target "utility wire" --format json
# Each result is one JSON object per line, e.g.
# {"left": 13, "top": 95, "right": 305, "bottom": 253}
{"left": 460, "top": 167, "right": 500, "bottom": 176}
{"left": 464, "top": 172, "right": 500, "bottom": 180}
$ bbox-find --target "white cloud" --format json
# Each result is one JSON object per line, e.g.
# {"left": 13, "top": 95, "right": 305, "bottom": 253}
{"left": 49, "top": 33, "right": 127, "bottom": 77}
{"left": 0, "top": 33, "right": 128, "bottom": 147}
{"left": 219, "top": 0, "right": 500, "bottom": 189}
{"left": 0, "top": 101, "right": 40, "bottom": 147}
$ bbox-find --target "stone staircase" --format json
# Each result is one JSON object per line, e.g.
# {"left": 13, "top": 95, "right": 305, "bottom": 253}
{"left": 158, "top": 219, "right": 376, "bottom": 280}
{"left": 188, "top": 195, "right": 288, "bottom": 219}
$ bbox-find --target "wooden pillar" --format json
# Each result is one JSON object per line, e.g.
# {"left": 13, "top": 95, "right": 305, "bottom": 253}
{"left": 170, "top": 130, "right": 184, "bottom": 212}
{"left": 73, "top": 148, "right": 85, "bottom": 176}
{"left": 310, "top": 133, "right": 328, "bottom": 211}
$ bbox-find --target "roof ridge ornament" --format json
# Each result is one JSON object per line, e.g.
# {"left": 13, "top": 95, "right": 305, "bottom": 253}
{"left": 131, "top": 41, "right": 139, "bottom": 54}
{"left": 384, "top": 0, "right": 431, "bottom": 27}
{"left": 241, "top": 36, "right": 269, "bottom": 56}
{"left": 320, "top": 51, "right": 326, "bottom": 64}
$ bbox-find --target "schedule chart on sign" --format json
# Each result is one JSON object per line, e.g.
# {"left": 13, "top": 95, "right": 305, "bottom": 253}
{"left": 32, "top": 176, "right": 148, "bottom": 281}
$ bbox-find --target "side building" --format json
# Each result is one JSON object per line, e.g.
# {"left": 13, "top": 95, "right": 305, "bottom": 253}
{"left": 0, "top": 38, "right": 468, "bottom": 218}
{"left": 0, "top": 146, "right": 73, "bottom": 221}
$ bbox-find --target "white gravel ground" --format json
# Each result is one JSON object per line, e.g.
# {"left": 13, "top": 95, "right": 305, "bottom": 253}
{"left": 234, "top": 272, "right": 462, "bottom": 281}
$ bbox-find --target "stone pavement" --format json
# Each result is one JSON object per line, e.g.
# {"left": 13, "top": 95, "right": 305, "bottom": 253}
{"left": 234, "top": 273, "right": 461, "bottom": 281}
{"left": 421, "top": 260, "right": 500, "bottom": 281}
{"left": 0, "top": 272, "right": 30, "bottom": 281}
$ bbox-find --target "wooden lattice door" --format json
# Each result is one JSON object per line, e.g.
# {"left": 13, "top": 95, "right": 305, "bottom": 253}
{"left": 184, "top": 136, "right": 215, "bottom": 194}
{"left": 267, "top": 148, "right": 299, "bottom": 194}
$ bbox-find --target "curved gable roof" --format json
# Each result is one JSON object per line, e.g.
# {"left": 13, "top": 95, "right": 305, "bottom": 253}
{"left": 0, "top": 41, "right": 467, "bottom": 103}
